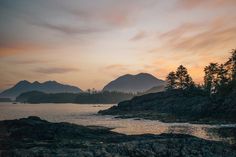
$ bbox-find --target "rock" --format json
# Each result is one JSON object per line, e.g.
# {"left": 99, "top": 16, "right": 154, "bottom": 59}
{"left": 0, "top": 117, "right": 235, "bottom": 157}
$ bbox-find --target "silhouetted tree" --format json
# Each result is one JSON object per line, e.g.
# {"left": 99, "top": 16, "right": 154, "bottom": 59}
{"left": 166, "top": 71, "right": 177, "bottom": 90}
{"left": 204, "top": 63, "right": 219, "bottom": 94}
{"left": 87, "top": 89, "right": 91, "bottom": 93}
{"left": 184, "top": 74, "right": 195, "bottom": 88}
{"left": 175, "top": 65, "right": 194, "bottom": 89}
{"left": 225, "top": 49, "right": 236, "bottom": 81}
{"left": 217, "top": 64, "right": 228, "bottom": 86}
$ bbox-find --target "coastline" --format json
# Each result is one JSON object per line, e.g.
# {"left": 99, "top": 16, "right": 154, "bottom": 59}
{"left": 1, "top": 116, "right": 236, "bottom": 157}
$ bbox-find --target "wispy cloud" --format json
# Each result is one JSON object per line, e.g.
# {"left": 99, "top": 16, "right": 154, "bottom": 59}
{"left": 130, "top": 31, "right": 147, "bottom": 41}
{"left": 158, "top": 16, "right": 236, "bottom": 55}
{"left": 34, "top": 22, "right": 107, "bottom": 35}
{"left": 68, "top": 1, "right": 155, "bottom": 28}
{"left": 147, "top": 16, "right": 236, "bottom": 83}
{"left": 34, "top": 67, "right": 79, "bottom": 74}
{"left": 10, "top": 59, "right": 46, "bottom": 64}
{"left": 0, "top": 0, "right": 156, "bottom": 58}
{"left": 105, "top": 64, "right": 129, "bottom": 71}
{"left": 0, "top": 0, "right": 235, "bottom": 89}
{"left": 0, "top": 42, "right": 49, "bottom": 57}
{"left": 176, "top": 0, "right": 236, "bottom": 10}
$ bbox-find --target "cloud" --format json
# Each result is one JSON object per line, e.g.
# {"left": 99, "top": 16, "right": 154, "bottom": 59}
{"left": 102, "top": 64, "right": 133, "bottom": 78}
{"left": 68, "top": 1, "right": 155, "bottom": 28}
{"left": 130, "top": 31, "right": 147, "bottom": 41}
{"left": 34, "top": 22, "right": 107, "bottom": 35}
{"left": 176, "top": 0, "right": 236, "bottom": 10}
{"left": 0, "top": 0, "right": 156, "bottom": 58}
{"left": 70, "top": 8, "right": 133, "bottom": 28}
{"left": 10, "top": 59, "right": 46, "bottom": 64}
{"left": 34, "top": 67, "right": 79, "bottom": 74}
{"left": 158, "top": 16, "right": 236, "bottom": 55}
{"left": 105, "top": 64, "right": 129, "bottom": 71}
{"left": 0, "top": 42, "right": 49, "bottom": 57}
{"left": 148, "top": 16, "right": 236, "bottom": 83}
{"left": 171, "top": 27, "right": 236, "bottom": 52}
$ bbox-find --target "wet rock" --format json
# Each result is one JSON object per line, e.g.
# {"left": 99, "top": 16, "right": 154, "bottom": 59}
{"left": 0, "top": 117, "right": 235, "bottom": 157}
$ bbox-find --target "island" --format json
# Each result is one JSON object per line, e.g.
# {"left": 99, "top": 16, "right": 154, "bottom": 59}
{"left": 99, "top": 50, "right": 236, "bottom": 124}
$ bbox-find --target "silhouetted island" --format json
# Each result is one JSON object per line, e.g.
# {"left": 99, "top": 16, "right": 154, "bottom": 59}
{"left": 100, "top": 50, "right": 236, "bottom": 124}
{"left": 0, "top": 98, "right": 12, "bottom": 102}
{"left": 103, "top": 73, "right": 165, "bottom": 93}
{"left": 16, "top": 91, "right": 135, "bottom": 104}
{"left": 0, "top": 116, "right": 235, "bottom": 157}
{"left": 0, "top": 80, "right": 83, "bottom": 99}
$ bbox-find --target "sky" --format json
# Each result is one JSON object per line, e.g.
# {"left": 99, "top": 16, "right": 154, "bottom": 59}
{"left": 0, "top": 0, "right": 236, "bottom": 91}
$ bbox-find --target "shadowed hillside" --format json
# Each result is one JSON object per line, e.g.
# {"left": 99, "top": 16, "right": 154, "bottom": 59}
{"left": 0, "top": 80, "right": 82, "bottom": 99}
{"left": 16, "top": 91, "right": 135, "bottom": 104}
{"left": 103, "top": 73, "right": 165, "bottom": 93}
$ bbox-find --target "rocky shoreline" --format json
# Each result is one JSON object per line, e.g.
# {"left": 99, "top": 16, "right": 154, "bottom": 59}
{"left": 0, "top": 116, "right": 236, "bottom": 157}
{"left": 99, "top": 89, "right": 236, "bottom": 124}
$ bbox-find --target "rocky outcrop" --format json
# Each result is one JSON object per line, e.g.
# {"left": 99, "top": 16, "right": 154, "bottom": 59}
{"left": 99, "top": 89, "right": 236, "bottom": 123}
{"left": 0, "top": 117, "right": 235, "bottom": 157}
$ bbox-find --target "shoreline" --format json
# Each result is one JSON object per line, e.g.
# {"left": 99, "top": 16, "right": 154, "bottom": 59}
{"left": 1, "top": 116, "right": 236, "bottom": 157}
{"left": 111, "top": 113, "right": 236, "bottom": 125}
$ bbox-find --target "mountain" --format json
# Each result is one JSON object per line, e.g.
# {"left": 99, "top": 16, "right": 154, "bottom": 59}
{"left": 103, "top": 73, "right": 165, "bottom": 93}
{"left": 0, "top": 80, "right": 82, "bottom": 99}
{"left": 144, "top": 84, "right": 166, "bottom": 94}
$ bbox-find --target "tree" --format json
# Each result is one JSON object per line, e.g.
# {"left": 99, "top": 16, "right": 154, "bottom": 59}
{"left": 166, "top": 71, "right": 177, "bottom": 90}
{"left": 184, "top": 74, "right": 195, "bottom": 88}
{"left": 216, "top": 64, "right": 228, "bottom": 86}
{"left": 175, "top": 65, "right": 194, "bottom": 89}
{"left": 204, "top": 63, "right": 219, "bottom": 94}
{"left": 225, "top": 49, "right": 236, "bottom": 81}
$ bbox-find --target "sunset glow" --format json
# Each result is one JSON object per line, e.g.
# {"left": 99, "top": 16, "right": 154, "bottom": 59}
{"left": 0, "top": 0, "right": 236, "bottom": 90}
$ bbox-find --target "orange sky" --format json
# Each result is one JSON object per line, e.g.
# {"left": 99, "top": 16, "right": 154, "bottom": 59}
{"left": 0, "top": 0, "right": 236, "bottom": 91}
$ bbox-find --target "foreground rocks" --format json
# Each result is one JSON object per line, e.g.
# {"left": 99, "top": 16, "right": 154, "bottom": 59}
{"left": 0, "top": 117, "right": 235, "bottom": 157}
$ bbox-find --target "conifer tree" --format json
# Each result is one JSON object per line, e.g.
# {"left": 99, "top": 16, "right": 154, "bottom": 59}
{"left": 166, "top": 71, "right": 177, "bottom": 90}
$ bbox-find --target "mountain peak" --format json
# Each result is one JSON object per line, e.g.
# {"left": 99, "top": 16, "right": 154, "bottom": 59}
{"left": 44, "top": 80, "right": 58, "bottom": 84}
{"left": 103, "top": 73, "right": 165, "bottom": 93}
{"left": 136, "top": 72, "right": 150, "bottom": 76}
{"left": 17, "top": 80, "right": 30, "bottom": 84}
{"left": 32, "top": 81, "right": 40, "bottom": 85}
{"left": 15, "top": 80, "right": 31, "bottom": 86}
{"left": 0, "top": 80, "right": 82, "bottom": 99}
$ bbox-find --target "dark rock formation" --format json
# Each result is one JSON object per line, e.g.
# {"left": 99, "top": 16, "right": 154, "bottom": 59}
{"left": 0, "top": 117, "right": 235, "bottom": 157}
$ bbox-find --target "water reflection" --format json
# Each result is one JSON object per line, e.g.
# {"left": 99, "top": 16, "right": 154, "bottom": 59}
{"left": 0, "top": 103, "right": 235, "bottom": 144}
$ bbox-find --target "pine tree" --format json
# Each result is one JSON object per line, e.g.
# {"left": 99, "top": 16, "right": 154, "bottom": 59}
{"left": 204, "top": 63, "right": 219, "bottom": 94}
{"left": 225, "top": 49, "right": 236, "bottom": 81}
{"left": 217, "top": 64, "right": 228, "bottom": 86}
{"left": 166, "top": 71, "right": 177, "bottom": 90}
{"left": 175, "top": 65, "right": 194, "bottom": 89}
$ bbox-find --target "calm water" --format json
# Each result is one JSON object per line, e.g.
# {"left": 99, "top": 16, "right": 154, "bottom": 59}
{"left": 0, "top": 103, "right": 235, "bottom": 143}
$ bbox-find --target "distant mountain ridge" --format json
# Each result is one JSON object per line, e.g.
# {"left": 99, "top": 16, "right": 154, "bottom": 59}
{"left": 144, "top": 84, "right": 166, "bottom": 94}
{"left": 103, "top": 73, "right": 165, "bottom": 93}
{"left": 0, "top": 80, "right": 82, "bottom": 99}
